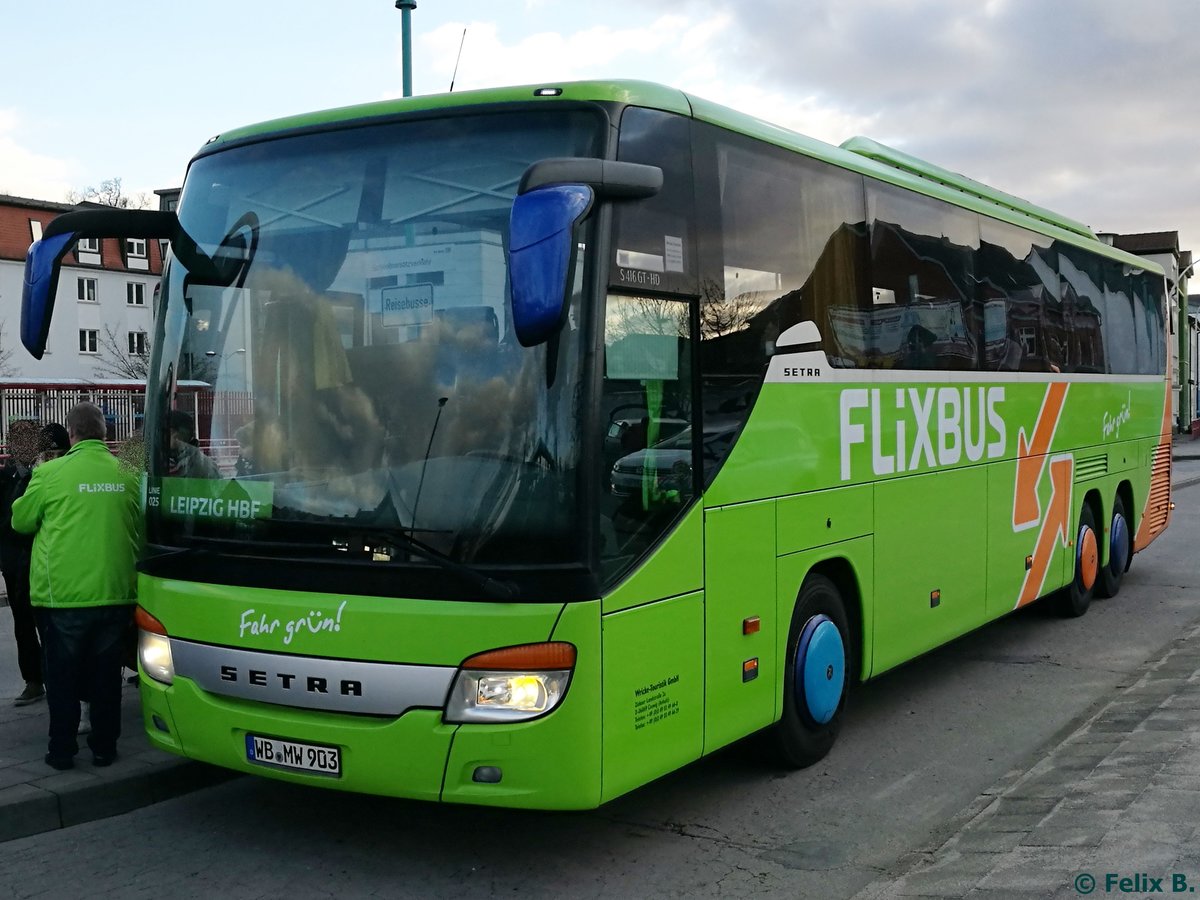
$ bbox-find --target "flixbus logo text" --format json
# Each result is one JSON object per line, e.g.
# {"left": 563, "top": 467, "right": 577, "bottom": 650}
{"left": 839, "top": 387, "right": 1007, "bottom": 481}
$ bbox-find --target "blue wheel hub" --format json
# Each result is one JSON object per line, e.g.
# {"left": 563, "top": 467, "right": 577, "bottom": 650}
{"left": 1110, "top": 512, "right": 1130, "bottom": 573}
{"left": 795, "top": 614, "right": 845, "bottom": 725}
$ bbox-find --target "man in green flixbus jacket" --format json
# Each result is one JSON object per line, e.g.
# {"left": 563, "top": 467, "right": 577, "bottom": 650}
{"left": 12, "top": 401, "right": 141, "bottom": 770}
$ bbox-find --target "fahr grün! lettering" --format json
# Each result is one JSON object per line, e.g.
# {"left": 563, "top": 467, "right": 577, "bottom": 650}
{"left": 839, "top": 386, "right": 1007, "bottom": 481}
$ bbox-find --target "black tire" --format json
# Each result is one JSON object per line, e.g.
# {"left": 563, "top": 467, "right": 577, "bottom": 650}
{"left": 1095, "top": 494, "right": 1131, "bottom": 599}
{"left": 1054, "top": 503, "right": 1099, "bottom": 618}
{"left": 774, "top": 573, "right": 851, "bottom": 768}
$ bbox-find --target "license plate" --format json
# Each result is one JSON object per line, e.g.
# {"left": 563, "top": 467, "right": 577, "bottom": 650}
{"left": 245, "top": 734, "right": 341, "bottom": 777}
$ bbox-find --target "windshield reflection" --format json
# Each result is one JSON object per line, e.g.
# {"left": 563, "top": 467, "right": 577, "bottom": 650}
{"left": 147, "top": 110, "right": 601, "bottom": 573}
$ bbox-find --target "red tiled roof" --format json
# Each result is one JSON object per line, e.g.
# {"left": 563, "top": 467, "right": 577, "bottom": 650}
{"left": 0, "top": 196, "right": 164, "bottom": 274}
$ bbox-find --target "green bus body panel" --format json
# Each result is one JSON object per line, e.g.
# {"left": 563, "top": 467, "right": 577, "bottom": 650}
{"left": 704, "top": 377, "right": 1165, "bottom": 681}
{"left": 703, "top": 502, "right": 777, "bottom": 755}
{"left": 142, "top": 678, "right": 453, "bottom": 800}
{"left": 602, "top": 503, "right": 703, "bottom": 614}
{"left": 776, "top": 484, "right": 873, "bottom": 555}
{"left": 442, "top": 602, "right": 603, "bottom": 809}
{"left": 138, "top": 576, "right": 564, "bottom": 663}
{"left": 600, "top": 592, "right": 704, "bottom": 803}
{"left": 708, "top": 380, "right": 1164, "bottom": 510}
{"left": 873, "top": 468, "right": 988, "bottom": 672}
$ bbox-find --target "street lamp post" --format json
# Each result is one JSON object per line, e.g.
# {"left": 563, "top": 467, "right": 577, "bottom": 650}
{"left": 205, "top": 348, "right": 247, "bottom": 388}
{"left": 395, "top": 0, "right": 417, "bottom": 98}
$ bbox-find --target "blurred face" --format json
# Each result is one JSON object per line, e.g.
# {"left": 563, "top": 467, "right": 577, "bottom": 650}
{"left": 8, "top": 426, "right": 39, "bottom": 467}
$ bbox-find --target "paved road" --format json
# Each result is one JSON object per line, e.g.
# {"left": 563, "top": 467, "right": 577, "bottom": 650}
{"left": 0, "top": 477, "right": 1198, "bottom": 898}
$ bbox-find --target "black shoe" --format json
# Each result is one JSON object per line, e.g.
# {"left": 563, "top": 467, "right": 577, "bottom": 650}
{"left": 44, "top": 753, "right": 74, "bottom": 771}
{"left": 14, "top": 682, "right": 45, "bottom": 706}
{"left": 92, "top": 750, "right": 117, "bottom": 767}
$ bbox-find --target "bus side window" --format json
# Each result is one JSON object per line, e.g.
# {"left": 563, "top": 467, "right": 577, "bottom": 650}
{"left": 598, "top": 293, "right": 695, "bottom": 581}
{"left": 692, "top": 121, "right": 866, "bottom": 483}
{"left": 863, "top": 180, "right": 981, "bottom": 372}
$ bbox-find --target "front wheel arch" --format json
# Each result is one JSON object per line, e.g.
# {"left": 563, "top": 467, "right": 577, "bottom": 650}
{"left": 774, "top": 572, "right": 852, "bottom": 768}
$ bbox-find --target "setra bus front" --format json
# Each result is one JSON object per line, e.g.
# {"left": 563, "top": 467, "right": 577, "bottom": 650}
{"left": 21, "top": 88, "right": 670, "bottom": 809}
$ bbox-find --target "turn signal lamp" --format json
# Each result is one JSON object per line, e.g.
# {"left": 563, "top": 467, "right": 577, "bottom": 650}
{"left": 444, "top": 642, "right": 576, "bottom": 723}
{"left": 136, "top": 606, "right": 175, "bottom": 685}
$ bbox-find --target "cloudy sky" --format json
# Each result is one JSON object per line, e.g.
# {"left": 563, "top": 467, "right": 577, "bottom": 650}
{"left": 3, "top": 0, "right": 1197, "bottom": 260}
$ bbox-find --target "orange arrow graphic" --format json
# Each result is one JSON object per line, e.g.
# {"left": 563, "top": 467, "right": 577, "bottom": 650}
{"left": 1016, "top": 454, "right": 1073, "bottom": 608}
{"left": 1012, "top": 382, "right": 1069, "bottom": 531}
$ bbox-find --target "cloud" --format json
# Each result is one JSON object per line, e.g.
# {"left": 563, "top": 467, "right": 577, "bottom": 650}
{"left": 603, "top": 0, "right": 1200, "bottom": 255}
{"left": 0, "top": 109, "right": 77, "bottom": 202}
{"left": 416, "top": 17, "right": 694, "bottom": 91}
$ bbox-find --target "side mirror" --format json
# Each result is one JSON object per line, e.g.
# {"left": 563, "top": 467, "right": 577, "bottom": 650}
{"left": 21, "top": 232, "right": 77, "bottom": 359}
{"left": 21, "top": 209, "right": 177, "bottom": 359}
{"left": 508, "top": 184, "right": 594, "bottom": 347}
{"left": 508, "top": 158, "right": 663, "bottom": 348}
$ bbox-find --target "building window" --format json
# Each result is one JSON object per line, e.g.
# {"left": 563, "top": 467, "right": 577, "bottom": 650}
{"left": 77, "top": 237, "right": 100, "bottom": 253}
{"left": 127, "top": 282, "right": 145, "bottom": 305}
{"left": 77, "top": 277, "right": 98, "bottom": 303}
{"left": 29, "top": 220, "right": 43, "bottom": 242}
{"left": 128, "top": 331, "right": 148, "bottom": 355}
{"left": 125, "top": 237, "right": 147, "bottom": 258}
{"left": 79, "top": 329, "right": 98, "bottom": 353}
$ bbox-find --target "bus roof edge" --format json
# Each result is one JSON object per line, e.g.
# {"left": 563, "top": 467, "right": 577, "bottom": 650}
{"left": 839, "top": 135, "right": 1097, "bottom": 242}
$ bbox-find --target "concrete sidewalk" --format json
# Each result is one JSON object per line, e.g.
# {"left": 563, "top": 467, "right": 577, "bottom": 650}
{"left": 0, "top": 609, "right": 230, "bottom": 843}
{"left": 853, "top": 619, "right": 1200, "bottom": 898}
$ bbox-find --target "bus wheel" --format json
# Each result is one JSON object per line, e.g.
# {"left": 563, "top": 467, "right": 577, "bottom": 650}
{"left": 1055, "top": 503, "right": 1098, "bottom": 618}
{"left": 1096, "top": 495, "right": 1131, "bottom": 599}
{"left": 775, "top": 573, "right": 849, "bottom": 768}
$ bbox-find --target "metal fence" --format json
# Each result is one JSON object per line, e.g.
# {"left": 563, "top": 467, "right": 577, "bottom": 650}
{"left": 0, "top": 382, "right": 243, "bottom": 455}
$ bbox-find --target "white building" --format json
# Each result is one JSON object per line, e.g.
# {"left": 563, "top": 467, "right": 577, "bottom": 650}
{"left": 0, "top": 193, "right": 163, "bottom": 381}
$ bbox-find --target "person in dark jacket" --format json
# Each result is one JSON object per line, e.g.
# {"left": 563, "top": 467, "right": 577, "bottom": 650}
{"left": 1, "top": 420, "right": 42, "bottom": 705}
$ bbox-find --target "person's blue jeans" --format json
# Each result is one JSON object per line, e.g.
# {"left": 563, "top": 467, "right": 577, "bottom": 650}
{"left": 35, "top": 605, "right": 132, "bottom": 761}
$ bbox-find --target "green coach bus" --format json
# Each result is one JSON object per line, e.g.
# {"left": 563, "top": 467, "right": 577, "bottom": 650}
{"left": 21, "top": 81, "right": 1172, "bottom": 809}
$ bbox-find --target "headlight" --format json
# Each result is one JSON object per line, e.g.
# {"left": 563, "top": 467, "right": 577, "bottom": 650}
{"left": 444, "top": 642, "right": 575, "bottom": 723}
{"left": 136, "top": 606, "right": 174, "bottom": 685}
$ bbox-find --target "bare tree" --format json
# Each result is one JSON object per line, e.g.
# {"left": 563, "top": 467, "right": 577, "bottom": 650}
{"left": 93, "top": 324, "right": 150, "bottom": 380}
{"left": 604, "top": 295, "right": 690, "bottom": 344}
{"left": 699, "top": 276, "right": 764, "bottom": 339}
{"left": 0, "top": 317, "right": 17, "bottom": 378}
{"left": 66, "top": 176, "right": 151, "bottom": 210}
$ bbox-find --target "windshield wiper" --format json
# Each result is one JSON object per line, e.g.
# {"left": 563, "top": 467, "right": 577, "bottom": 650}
{"left": 344, "top": 523, "right": 518, "bottom": 601}
{"left": 267, "top": 520, "right": 518, "bottom": 601}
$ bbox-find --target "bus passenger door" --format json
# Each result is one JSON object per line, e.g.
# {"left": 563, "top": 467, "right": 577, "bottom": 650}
{"left": 703, "top": 500, "right": 777, "bottom": 754}
{"left": 598, "top": 293, "right": 708, "bottom": 801}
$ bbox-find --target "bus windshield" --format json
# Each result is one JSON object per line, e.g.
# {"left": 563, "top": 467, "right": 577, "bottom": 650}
{"left": 146, "top": 109, "right": 604, "bottom": 585}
